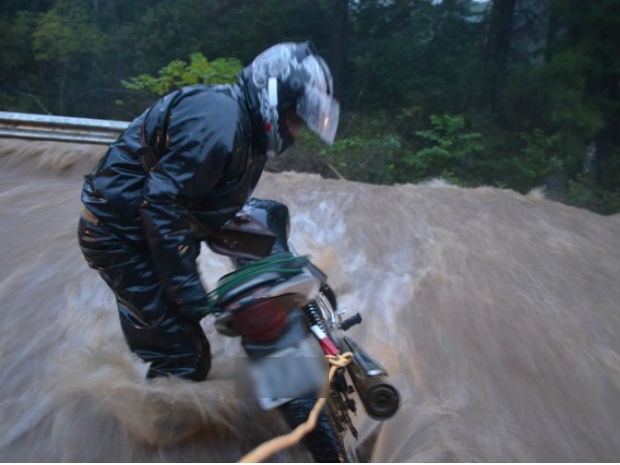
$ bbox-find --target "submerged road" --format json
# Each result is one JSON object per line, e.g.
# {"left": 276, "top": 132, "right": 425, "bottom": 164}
{"left": 0, "top": 138, "right": 619, "bottom": 461}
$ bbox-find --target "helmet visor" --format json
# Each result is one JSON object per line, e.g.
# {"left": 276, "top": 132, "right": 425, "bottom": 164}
{"left": 296, "top": 86, "right": 340, "bottom": 145}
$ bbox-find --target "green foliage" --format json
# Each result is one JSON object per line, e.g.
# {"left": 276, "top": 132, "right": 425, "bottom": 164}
{"left": 566, "top": 177, "right": 596, "bottom": 210}
{"left": 409, "top": 114, "right": 483, "bottom": 182}
{"left": 564, "top": 173, "right": 620, "bottom": 216}
{"left": 32, "top": 1, "right": 99, "bottom": 64}
{"left": 1, "top": 0, "right": 618, "bottom": 214}
{"left": 346, "top": 0, "right": 484, "bottom": 113}
{"left": 511, "top": 129, "right": 563, "bottom": 187}
{"left": 536, "top": 49, "right": 605, "bottom": 139}
{"left": 306, "top": 113, "right": 408, "bottom": 184}
{"left": 121, "top": 53, "right": 242, "bottom": 96}
{"left": 320, "top": 133, "right": 403, "bottom": 184}
{"left": 28, "top": 1, "right": 102, "bottom": 114}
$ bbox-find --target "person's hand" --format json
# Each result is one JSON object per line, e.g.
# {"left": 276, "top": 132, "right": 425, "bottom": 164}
{"left": 179, "top": 299, "right": 220, "bottom": 321}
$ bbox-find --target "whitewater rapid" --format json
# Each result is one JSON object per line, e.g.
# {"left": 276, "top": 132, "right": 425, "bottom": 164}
{"left": 0, "top": 138, "right": 618, "bottom": 461}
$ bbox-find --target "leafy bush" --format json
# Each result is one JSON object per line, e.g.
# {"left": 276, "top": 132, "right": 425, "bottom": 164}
{"left": 117, "top": 52, "right": 242, "bottom": 113}
{"left": 509, "top": 129, "right": 563, "bottom": 188}
{"left": 566, "top": 175, "right": 620, "bottom": 215}
{"left": 408, "top": 114, "right": 483, "bottom": 183}
{"left": 320, "top": 134, "right": 403, "bottom": 184}
{"left": 121, "top": 53, "right": 242, "bottom": 96}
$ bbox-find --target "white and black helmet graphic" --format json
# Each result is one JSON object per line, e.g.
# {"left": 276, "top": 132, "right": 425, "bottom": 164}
{"left": 248, "top": 42, "right": 340, "bottom": 156}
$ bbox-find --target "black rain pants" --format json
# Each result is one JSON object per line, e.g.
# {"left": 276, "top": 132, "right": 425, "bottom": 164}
{"left": 77, "top": 214, "right": 211, "bottom": 381}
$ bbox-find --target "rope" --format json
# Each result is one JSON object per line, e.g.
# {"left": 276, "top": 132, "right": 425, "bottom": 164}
{"left": 238, "top": 352, "right": 354, "bottom": 463}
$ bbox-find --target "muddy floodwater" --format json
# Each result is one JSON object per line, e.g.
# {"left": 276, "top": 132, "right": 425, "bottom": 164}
{"left": 0, "top": 139, "right": 619, "bottom": 461}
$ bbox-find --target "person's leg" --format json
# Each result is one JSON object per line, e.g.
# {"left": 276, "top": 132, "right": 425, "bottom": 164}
{"left": 78, "top": 215, "right": 211, "bottom": 381}
{"left": 118, "top": 304, "right": 211, "bottom": 381}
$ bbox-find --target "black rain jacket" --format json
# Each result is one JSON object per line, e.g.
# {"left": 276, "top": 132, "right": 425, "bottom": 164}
{"left": 81, "top": 79, "right": 268, "bottom": 319}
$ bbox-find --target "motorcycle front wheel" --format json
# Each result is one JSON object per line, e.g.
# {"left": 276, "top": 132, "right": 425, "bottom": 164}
{"left": 278, "top": 397, "right": 348, "bottom": 463}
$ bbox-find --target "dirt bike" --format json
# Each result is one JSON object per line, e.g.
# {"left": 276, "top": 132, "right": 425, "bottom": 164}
{"left": 206, "top": 198, "right": 400, "bottom": 462}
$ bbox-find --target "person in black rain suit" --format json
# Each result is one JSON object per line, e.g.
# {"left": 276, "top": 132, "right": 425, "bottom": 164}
{"left": 77, "top": 42, "right": 344, "bottom": 462}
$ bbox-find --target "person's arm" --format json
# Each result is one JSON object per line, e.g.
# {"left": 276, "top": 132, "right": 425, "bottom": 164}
{"left": 139, "top": 93, "right": 240, "bottom": 320}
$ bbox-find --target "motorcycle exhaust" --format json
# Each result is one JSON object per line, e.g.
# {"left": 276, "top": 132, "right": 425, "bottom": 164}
{"left": 342, "top": 336, "right": 400, "bottom": 420}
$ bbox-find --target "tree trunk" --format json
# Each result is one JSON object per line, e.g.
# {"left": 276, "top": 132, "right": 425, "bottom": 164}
{"left": 59, "top": 64, "right": 67, "bottom": 115}
{"left": 328, "top": 0, "right": 348, "bottom": 101}
{"left": 485, "top": 0, "right": 517, "bottom": 67}
{"left": 483, "top": 0, "right": 517, "bottom": 109}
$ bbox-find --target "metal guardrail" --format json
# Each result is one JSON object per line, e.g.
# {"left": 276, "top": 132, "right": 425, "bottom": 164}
{"left": 0, "top": 111, "right": 129, "bottom": 145}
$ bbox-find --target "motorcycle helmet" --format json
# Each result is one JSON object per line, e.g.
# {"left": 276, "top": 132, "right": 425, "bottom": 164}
{"left": 246, "top": 41, "right": 340, "bottom": 157}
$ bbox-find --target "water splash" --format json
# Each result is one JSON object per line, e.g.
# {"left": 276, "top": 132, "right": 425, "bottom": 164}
{"left": 0, "top": 139, "right": 618, "bottom": 461}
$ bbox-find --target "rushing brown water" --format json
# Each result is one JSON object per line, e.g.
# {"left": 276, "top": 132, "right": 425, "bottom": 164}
{"left": 0, "top": 138, "right": 618, "bottom": 462}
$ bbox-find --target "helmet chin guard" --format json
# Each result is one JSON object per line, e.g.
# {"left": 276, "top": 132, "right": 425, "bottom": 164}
{"left": 247, "top": 42, "right": 340, "bottom": 157}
